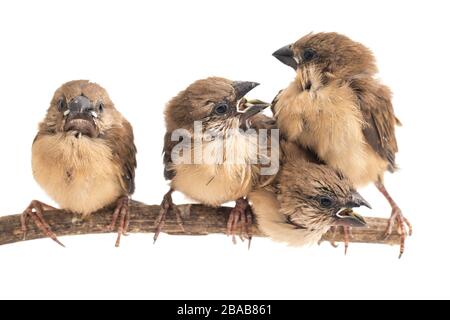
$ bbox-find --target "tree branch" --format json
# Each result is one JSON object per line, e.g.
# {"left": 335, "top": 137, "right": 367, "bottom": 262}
{"left": 0, "top": 202, "right": 399, "bottom": 246}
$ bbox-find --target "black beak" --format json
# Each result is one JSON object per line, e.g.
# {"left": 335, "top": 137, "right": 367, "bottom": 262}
{"left": 67, "top": 95, "right": 93, "bottom": 115}
{"left": 232, "top": 81, "right": 260, "bottom": 100}
{"left": 347, "top": 192, "right": 372, "bottom": 209}
{"left": 333, "top": 192, "right": 370, "bottom": 228}
{"left": 272, "top": 44, "right": 297, "bottom": 70}
{"left": 239, "top": 101, "right": 271, "bottom": 128}
{"left": 63, "top": 95, "right": 98, "bottom": 138}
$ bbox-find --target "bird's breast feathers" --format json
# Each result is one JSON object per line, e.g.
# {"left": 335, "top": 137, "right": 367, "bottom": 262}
{"left": 171, "top": 130, "right": 260, "bottom": 206}
{"left": 275, "top": 79, "right": 387, "bottom": 186}
{"left": 32, "top": 133, "right": 124, "bottom": 215}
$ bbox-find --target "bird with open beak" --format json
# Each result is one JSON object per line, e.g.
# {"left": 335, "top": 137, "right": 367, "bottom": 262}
{"left": 24, "top": 80, "right": 137, "bottom": 247}
{"left": 272, "top": 32, "right": 410, "bottom": 257}
{"left": 159, "top": 77, "right": 274, "bottom": 244}
{"left": 249, "top": 141, "right": 369, "bottom": 249}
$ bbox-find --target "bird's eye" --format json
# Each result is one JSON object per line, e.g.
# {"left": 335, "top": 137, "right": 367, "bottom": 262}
{"left": 57, "top": 98, "right": 67, "bottom": 111}
{"left": 319, "top": 196, "right": 333, "bottom": 208}
{"left": 214, "top": 103, "right": 229, "bottom": 115}
{"left": 302, "top": 48, "right": 317, "bottom": 61}
{"left": 98, "top": 102, "right": 104, "bottom": 113}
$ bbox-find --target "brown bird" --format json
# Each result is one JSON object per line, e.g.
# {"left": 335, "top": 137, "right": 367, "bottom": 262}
{"left": 249, "top": 141, "right": 369, "bottom": 248}
{"left": 24, "top": 80, "right": 137, "bottom": 247}
{"left": 272, "top": 32, "right": 411, "bottom": 257}
{"left": 159, "top": 77, "right": 275, "bottom": 243}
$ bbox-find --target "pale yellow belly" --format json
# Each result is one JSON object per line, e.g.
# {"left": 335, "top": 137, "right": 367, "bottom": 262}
{"left": 171, "top": 164, "right": 253, "bottom": 207}
{"left": 32, "top": 134, "right": 124, "bottom": 215}
{"left": 330, "top": 145, "right": 388, "bottom": 187}
{"left": 277, "top": 81, "right": 389, "bottom": 187}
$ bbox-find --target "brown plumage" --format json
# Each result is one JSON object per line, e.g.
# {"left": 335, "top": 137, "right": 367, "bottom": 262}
{"left": 158, "top": 77, "right": 275, "bottom": 243}
{"left": 249, "top": 141, "right": 369, "bottom": 247}
{"left": 272, "top": 32, "right": 411, "bottom": 257}
{"left": 24, "top": 80, "right": 137, "bottom": 247}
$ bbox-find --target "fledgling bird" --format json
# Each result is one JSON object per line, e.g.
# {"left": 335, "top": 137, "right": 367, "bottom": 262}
{"left": 159, "top": 77, "right": 274, "bottom": 243}
{"left": 272, "top": 32, "right": 411, "bottom": 257}
{"left": 23, "top": 80, "right": 137, "bottom": 247}
{"left": 249, "top": 141, "right": 369, "bottom": 248}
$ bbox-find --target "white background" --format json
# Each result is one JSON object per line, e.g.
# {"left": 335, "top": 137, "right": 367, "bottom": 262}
{"left": 0, "top": 0, "right": 448, "bottom": 299}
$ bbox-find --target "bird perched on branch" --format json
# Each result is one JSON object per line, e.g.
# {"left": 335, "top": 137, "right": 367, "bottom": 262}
{"left": 249, "top": 141, "right": 369, "bottom": 249}
{"left": 24, "top": 80, "right": 137, "bottom": 247}
{"left": 160, "top": 77, "right": 277, "bottom": 244}
{"left": 272, "top": 32, "right": 411, "bottom": 257}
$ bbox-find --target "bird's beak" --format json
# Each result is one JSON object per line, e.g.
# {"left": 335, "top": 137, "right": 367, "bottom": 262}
{"left": 347, "top": 191, "right": 372, "bottom": 209}
{"left": 333, "top": 192, "right": 369, "bottom": 227}
{"left": 232, "top": 81, "right": 260, "bottom": 100}
{"left": 272, "top": 44, "right": 298, "bottom": 70}
{"left": 63, "top": 95, "right": 98, "bottom": 138}
{"left": 334, "top": 191, "right": 372, "bottom": 227}
{"left": 333, "top": 208, "right": 367, "bottom": 227}
{"left": 66, "top": 96, "right": 93, "bottom": 116}
{"left": 239, "top": 100, "right": 271, "bottom": 128}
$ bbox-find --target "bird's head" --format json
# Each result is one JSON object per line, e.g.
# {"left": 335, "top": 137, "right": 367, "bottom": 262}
{"left": 165, "top": 77, "right": 270, "bottom": 133}
{"left": 41, "top": 80, "right": 118, "bottom": 139}
{"left": 278, "top": 160, "right": 370, "bottom": 231}
{"left": 273, "top": 32, "right": 377, "bottom": 81}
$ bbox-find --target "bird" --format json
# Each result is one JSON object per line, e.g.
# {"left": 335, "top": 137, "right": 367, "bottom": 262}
{"left": 24, "top": 80, "right": 137, "bottom": 247}
{"left": 272, "top": 32, "right": 411, "bottom": 257}
{"left": 249, "top": 141, "right": 369, "bottom": 249}
{"left": 159, "top": 77, "right": 275, "bottom": 244}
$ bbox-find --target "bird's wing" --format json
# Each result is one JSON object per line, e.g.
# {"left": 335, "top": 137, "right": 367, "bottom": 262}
{"left": 107, "top": 119, "right": 137, "bottom": 195}
{"left": 270, "top": 89, "right": 284, "bottom": 116}
{"left": 32, "top": 133, "right": 41, "bottom": 145}
{"left": 280, "top": 139, "right": 324, "bottom": 166}
{"left": 247, "top": 113, "right": 279, "bottom": 187}
{"left": 357, "top": 81, "right": 399, "bottom": 171}
{"left": 162, "top": 131, "right": 177, "bottom": 180}
{"left": 249, "top": 113, "right": 277, "bottom": 130}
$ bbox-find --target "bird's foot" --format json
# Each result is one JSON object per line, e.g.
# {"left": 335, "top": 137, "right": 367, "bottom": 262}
{"left": 226, "top": 198, "right": 253, "bottom": 248}
{"left": 329, "top": 226, "right": 353, "bottom": 254}
{"left": 108, "top": 196, "right": 130, "bottom": 247}
{"left": 328, "top": 226, "right": 339, "bottom": 248}
{"left": 154, "top": 189, "right": 184, "bottom": 243}
{"left": 376, "top": 182, "right": 412, "bottom": 258}
{"left": 343, "top": 226, "right": 353, "bottom": 255}
{"left": 21, "top": 200, "right": 64, "bottom": 247}
{"left": 384, "top": 207, "right": 412, "bottom": 259}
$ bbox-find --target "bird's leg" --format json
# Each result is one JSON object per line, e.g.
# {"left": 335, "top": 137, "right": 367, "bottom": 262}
{"left": 21, "top": 200, "right": 64, "bottom": 247}
{"left": 343, "top": 226, "right": 353, "bottom": 255}
{"left": 244, "top": 205, "right": 253, "bottom": 249}
{"left": 328, "top": 227, "right": 339, "bottom": 248}
{"left": 108, "top": 196, "right": 130, "bottom": 247}
{"left": 376, "top": 182, "right": 412, "bottom": 258}
{"left": 154, "top": 189, "right": 184, "bottom": 243}
{"left": 328, "top": 226, "right": 353, "bottom": 254}
{"left": 226, "top": 198, "right": 252, "bottom": 246}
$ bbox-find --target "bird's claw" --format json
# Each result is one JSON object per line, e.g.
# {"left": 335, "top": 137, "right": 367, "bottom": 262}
{"left": 376, "top": 182, "right": 412, "bottom": 258}
{"left": 154, "top": 189, "right": 184, "bottom": 243}
{"left": 226, "top": 198, "right": 253, "bottom": 248}
{"left": 329, "top": 226, "right": 353, "bottom": 254}
{"left": 109, "top": 196, "right": 130, "bottom": 247}
{"left": 328, "top": 226, "right": 339, "bottom": 248}
{"left": 21, "top": 200, "right": 64, "bottom": 247}
{"left": 384, "top": 207, "right": 412, "bottom": 259}
{"left": 343, "top": 226, "right": 353, "bottom": 255}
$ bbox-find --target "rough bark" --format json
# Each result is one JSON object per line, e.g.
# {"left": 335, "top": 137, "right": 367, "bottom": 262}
{"left": 0, "top": 202, "right": 399, "bottom": 246}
